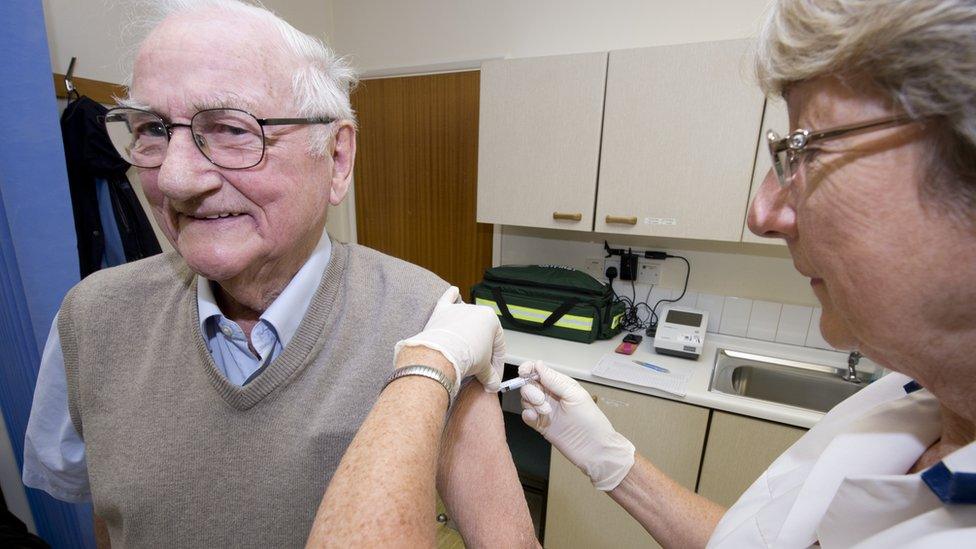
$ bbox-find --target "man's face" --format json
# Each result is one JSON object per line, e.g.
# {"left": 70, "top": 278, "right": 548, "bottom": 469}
{"left": 130, "top": 14, "right": 353, "bottom": 283}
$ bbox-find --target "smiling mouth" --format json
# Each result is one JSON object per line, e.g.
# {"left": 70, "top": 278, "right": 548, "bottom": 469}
{"left": 183, "top": 212, "right": 245, "bottom": 220}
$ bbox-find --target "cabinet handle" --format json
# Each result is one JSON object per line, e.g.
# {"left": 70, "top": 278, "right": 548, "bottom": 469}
{"left": 606, "top": 215, "right": 638, "bottom": 225}
{"left": 553, "top": 212, "right": 583, "bottom": 222}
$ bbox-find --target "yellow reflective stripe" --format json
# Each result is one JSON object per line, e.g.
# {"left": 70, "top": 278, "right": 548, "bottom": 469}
{"left": 611, "top": 313, "right": 623, "bottom": 330}
{"left": 475, "top": 298, "right": 593, "bottom": 332}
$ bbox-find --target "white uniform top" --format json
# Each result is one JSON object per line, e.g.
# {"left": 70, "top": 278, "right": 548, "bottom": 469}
{"left": 708, "top": 372, "right": 976, "bottom": 548}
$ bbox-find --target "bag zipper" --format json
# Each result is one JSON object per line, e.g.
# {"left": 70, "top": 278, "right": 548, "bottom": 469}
{"left": 482, "top": 272, "right": 607, "bottom": 296}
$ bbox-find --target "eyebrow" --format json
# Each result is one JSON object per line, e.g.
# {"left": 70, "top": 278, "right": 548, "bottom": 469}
{"left": 116, "top": 96, "right": 152, "bottom": 110}
{"left": 191, "top": 93, "right": 259, "bottom": 113}
{"left": 114, "top": 93, "right": 260, "bottom": 115}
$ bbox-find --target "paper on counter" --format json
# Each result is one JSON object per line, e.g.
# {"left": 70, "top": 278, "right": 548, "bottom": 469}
{"left": 591, "top": 354, "right": 692, "bottom": 397}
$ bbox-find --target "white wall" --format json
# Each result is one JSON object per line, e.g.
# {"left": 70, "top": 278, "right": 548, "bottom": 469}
{"left": 0, "top": 411, "right": 35, "bottom": 533}
{"left": 500, "top": 227, "right": 816, "bottom": 307}
{"left": 329, "top": 0, "right": 813, "bottom": 307}
{"left": 332, "top": 0, "right": 772, "bottom": 76}
{"left": 43, "top": 0, "right": 336, "bottom": 84}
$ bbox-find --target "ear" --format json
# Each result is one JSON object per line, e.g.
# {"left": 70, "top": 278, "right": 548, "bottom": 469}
{"left": 328, "top": 123, "right": 356, "bottom": 206}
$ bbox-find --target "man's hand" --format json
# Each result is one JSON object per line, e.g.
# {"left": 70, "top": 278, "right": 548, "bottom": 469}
{"left": 394, "top": 287, "right": 504, "bottom": 393}
{"left": 519, "top": 361, "right": 635, "bottom": 491}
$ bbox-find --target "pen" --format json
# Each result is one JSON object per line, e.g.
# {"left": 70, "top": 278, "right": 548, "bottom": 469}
{"left": 498, "top": 372, "right": 540, "bottom": 393}
{"left": 633, "top": 360, "right": 670, "bottom": 374}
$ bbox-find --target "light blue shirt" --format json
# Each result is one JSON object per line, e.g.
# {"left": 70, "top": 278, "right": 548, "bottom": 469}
{"left": 22, "top": 233, "right": 332, "bottom": 502}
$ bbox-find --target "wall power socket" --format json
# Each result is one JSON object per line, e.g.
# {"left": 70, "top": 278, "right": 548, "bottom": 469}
{"left": 586, "top": 256, "right": 662, "bottom": 285}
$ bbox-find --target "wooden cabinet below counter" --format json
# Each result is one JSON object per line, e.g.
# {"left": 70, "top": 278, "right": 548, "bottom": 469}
{"left": 543, "top": 386, "right": 807, "bottom": 548}
{"left": 697, "top": 411, "right": 805, "bottom": 507}
{"left": 545, "top": 381, "right": 709, "bottom": 549}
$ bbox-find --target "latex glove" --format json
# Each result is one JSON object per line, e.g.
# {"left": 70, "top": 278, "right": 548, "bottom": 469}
{"left": 395, "top": 286, "right": 504, "bottom": 395}
{"left": 519, "top": 361, "right": 635, "bottom": 490}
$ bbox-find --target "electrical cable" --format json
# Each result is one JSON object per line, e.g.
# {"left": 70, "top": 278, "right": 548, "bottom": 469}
{"left": 647, "top": 254, "right": 691, "bottom": 335}
{"left": 610, "top": 278, "right": 655, "bottom": 332}
{"left": 603, "top": 241, "right": 693, "bottom": 335}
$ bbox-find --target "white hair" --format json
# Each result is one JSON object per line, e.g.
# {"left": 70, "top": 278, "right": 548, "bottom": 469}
{"left": 756, "top": 0, "right": 976, "bottom": 215}
{"left": 120, "top": 0, "right": 357, "bottom": 156}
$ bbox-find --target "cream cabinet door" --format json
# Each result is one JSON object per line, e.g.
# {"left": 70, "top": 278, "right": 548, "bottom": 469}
{"left": 545, "top": 382, "right": 709, "bottom": 549}
{"left": 740, "top": 99, "right": 789, "bottom": 245}
{"left": 696, "top": 411, "right": 805, "bottom": 508}
{"left": 477, "top": 53, "right": 608, "bottom": 231}
{"left": 595, "top": 39, "right": 764, "bottom": 240}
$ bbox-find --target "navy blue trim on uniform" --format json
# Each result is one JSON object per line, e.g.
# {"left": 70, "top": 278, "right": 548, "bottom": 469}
{"left": 903, "top": 379, "right": 923, "bottom": 394}
{"left": 922, "top": 461, "right": 976, "bottom": 504}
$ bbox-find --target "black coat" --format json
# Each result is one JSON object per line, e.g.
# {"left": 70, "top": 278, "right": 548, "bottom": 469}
{"left": 60, "top": 96, "right": 161, "bottom": 278}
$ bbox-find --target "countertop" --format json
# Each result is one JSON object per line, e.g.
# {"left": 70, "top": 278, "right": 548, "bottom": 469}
{"left": 503, "top": 330, "right": 869, "bottom": 429}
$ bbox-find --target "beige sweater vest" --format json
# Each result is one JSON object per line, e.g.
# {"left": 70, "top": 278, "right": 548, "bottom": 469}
{"left": 59, "top": 241, "right": 447, "bottom": 548}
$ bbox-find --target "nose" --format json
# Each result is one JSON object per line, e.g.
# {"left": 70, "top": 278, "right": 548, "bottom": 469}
{"left": 155, "top": 126, "right": 222, "bottom": 202}
{"left": 747, "top": 168, "right": 797, "bottom": 240}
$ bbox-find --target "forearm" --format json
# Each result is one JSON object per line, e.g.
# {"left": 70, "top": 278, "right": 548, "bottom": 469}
{"left": 608, "top": 453, "right": 725, "bottom": 548}
{"left": 306, "top": 348, "right": 453, "bottom": 547}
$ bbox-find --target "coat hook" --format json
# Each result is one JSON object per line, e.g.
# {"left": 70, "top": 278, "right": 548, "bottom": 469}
{"left": 65, "top": 57, "right": 79, "bottom": 100}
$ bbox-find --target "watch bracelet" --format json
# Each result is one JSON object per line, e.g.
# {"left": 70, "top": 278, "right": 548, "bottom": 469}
{"left": 384, "top": 365, "right": 455, "bottom": 402}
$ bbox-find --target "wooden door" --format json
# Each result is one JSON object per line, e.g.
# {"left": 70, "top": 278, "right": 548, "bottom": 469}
{"left": 476, "top": 53, "right": 608, "bottom": 232}
{"left": 545, "top": 382, "right": 710, "bottom": 548}
{"left": 351, "top": 71, "right": 492, "bottom": 297}
{"left": 594, "top": 39, "right": 764, "bottom": 241}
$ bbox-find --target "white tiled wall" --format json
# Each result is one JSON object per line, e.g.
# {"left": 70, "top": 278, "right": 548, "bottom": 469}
{"left": 718, "top": 297, "right": 752, "bottom": 337}
{"left": 776, "top": 304, "right": 813, "bottom": 346}
{"left": 661, "top": 293, "right": 835, "bottom": 351}
{"left": 747, "top": 300, "right": 782, "bottom": 341}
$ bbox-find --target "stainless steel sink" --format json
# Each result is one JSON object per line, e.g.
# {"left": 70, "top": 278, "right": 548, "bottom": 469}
{"left": 709, "top": 348, "right": 867, "bottom": 413}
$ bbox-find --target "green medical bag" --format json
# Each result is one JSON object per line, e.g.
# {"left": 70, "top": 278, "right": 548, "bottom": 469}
{"left": 470, "top": 264, "right": 626, "bottom": 344}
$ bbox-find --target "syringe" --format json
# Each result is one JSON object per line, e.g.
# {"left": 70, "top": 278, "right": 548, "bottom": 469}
{"left": 498, "top": 372, "right": 540, "bottom": 393}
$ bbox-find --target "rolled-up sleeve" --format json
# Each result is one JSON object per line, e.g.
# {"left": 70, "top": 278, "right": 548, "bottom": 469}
{"left": 22, "top": 313, "right": 91, "bottom": 502}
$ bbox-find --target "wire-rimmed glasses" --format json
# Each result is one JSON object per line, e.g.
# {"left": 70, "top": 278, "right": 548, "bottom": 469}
{"left": 766, "top": 115, "right": 915, "bottom": 188}
{"left": 102, "top": 107, "right": 335, "bottom": 170}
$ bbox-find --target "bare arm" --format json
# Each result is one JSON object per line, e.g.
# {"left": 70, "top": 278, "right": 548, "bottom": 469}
{"left": 306, "top": 347, "right": 454, "bottom": 547}
{"left": 437, "top": 383, "right": 539, "bottom": 548}
{"left": 609, "top": 453, "right": 725, "bottom": 548}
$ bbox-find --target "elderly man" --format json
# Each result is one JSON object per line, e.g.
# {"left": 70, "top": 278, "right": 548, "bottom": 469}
{"left": 22, "top": 1, "right": 536, "bottom": 547}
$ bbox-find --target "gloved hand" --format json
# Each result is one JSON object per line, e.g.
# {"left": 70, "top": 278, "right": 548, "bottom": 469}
{"left": 519, "top": 361, "right": 636, "bottom": 491}
{"left": 394, "top": 286, "right": 504, "bottom": 395}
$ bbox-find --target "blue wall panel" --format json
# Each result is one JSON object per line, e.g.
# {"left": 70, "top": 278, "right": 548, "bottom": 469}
{"left": 0, "top": 1, "right": 94, "bottom": 547}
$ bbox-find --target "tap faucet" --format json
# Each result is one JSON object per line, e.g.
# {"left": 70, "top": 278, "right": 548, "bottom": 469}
{"left": 842, "top": 351, "right": 862, "bottom": 384}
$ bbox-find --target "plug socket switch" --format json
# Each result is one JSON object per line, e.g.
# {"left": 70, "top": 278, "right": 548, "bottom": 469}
{"left": 620, "top": 254, "right": 639, "bottom": 281}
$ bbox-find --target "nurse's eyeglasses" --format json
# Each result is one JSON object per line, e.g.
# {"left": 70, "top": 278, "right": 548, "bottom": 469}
{"left": 767, "top": 115, "right": 915, "bottom": 188}
{"left": 102, "top": 107, "right": 335, "bottom": 170}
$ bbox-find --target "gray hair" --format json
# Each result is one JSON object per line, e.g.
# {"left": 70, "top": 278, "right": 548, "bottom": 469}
{"left": 121, "top": 0, "right": 357, "bottom": 156}
{"left": 756, "top": 0, "right": 976, "bottom": 217}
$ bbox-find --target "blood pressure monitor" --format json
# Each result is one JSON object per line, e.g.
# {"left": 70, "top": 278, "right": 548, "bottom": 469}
{"left": 654, "top": 306, "right": 708, "bottom": 360}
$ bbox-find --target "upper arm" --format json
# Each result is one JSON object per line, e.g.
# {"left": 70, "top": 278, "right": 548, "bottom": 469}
{"left": 22, "top": 315, "right": 92, "bottom": 503}
{"left": 437, "top": 382, "right": 538, "bottom": 548}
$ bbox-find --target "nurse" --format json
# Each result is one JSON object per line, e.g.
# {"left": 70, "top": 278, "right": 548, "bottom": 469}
{"left": 519, "top": 0, "right": 976, "bottom": 545}
{"left": 309, "top": 0, "right": 976, "bottom": 545}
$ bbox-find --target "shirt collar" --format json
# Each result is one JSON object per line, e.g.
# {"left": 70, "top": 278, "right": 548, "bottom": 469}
{"left": 196, "top": 231, "right": 333, "bottom": 348}
{"left": 922, "top": 441, "right": 976, "bottom": 504}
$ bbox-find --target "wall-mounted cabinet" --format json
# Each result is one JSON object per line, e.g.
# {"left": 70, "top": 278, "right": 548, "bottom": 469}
{"left": 477, "top": 52, "right": 608, "bottom": 231}
{"left": 594, "top": 40, "right": 764, "bottom": 240}
{"left": 477, "top": 39, "right": 767, "bottom": 243}
{"left": 740, "top": 99, "right": 789, "bottom": 245}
